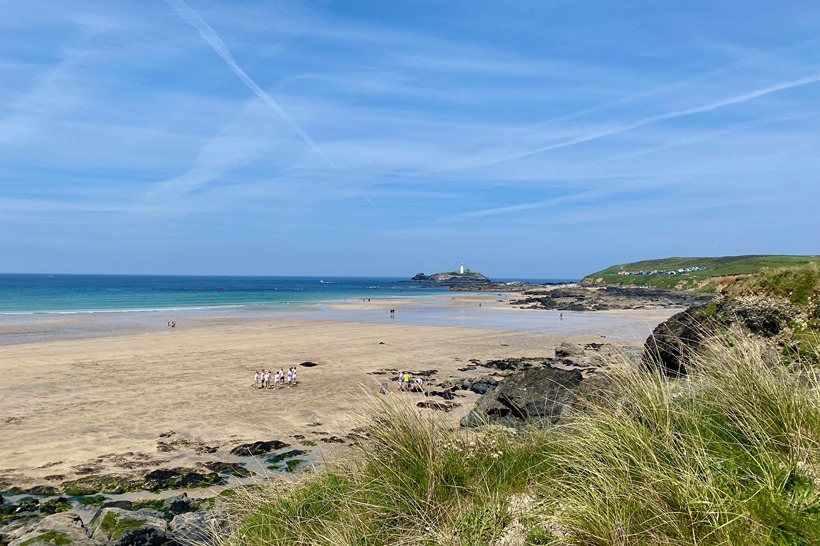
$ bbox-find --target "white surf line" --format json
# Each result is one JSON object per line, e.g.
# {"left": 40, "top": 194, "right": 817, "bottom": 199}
{"left": 164, "top": 0, "right": 336, "bottom": 168}
{"left": 464, "top": 72, "right": 820, "bottom": 169}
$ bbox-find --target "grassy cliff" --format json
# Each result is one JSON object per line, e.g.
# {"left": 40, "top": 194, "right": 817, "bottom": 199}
{"left": 582, "top": 254, "right": 819, "bottom": 289}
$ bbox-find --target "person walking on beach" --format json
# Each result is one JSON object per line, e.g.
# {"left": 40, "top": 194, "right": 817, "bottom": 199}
{"left": 286, "top": 367, "right": 293, "bottom": 387}
{"left": 253, "top": 370, "right": 259, "bottom": 389}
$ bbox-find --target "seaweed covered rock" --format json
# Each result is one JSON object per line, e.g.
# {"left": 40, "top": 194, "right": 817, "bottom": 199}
{"left": 142, "top": 469, "right": 226, "bottom": 492}
{"left": 8, "top": 512, "right": 96, "bottom": 546}
{"left": 89, "top": 507, "right": 168, "bottom": 546}
{"left": 229, "top": 440, "right": 290, "bottom": 456}
{"left": 461, "top": 367, "right": 584, "bottom": 428}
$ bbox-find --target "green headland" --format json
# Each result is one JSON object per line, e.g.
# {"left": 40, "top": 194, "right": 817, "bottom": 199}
{"left": 582, "top": 254, "right": 819, "bottom": 289}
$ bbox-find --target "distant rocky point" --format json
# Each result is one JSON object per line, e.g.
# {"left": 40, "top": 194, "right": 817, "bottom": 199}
{"left": 409, "top": 269, "right": 491, "bottom": 284}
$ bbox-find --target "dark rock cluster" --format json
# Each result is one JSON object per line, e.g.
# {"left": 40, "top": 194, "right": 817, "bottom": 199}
{"left": 461, "top": 367, "right": 584, "bottom": 428}
{"left": 642, "top": 296, "right": 800, "bottom": 376}
{"left": 511, "top": 285, "right": 713, "bottom": 311}
{"left": 458, "top": 344, "right": 632, "bottom": 429}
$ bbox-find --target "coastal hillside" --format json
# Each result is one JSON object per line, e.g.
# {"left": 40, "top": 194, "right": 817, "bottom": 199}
{"left": 582, "top": 254, "right": 818, "bottom": 289}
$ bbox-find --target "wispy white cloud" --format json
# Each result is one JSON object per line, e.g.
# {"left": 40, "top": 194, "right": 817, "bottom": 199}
{"left": 140, "top": 100, "right": 291, "bottom": 205}
{"left": 163, "top": 0, "right": 335, "bottom": 168}
{"left": 610, "top": 111, "right": 820, "bottom": 161}
{"left": 436, "top": 180, "right": 659, "bottom": 224}
{"left": 454, "top": 72, "right": 820, "bottom": 170}
{"left": 3, "top": 0, "right": 820, "bottom": 275}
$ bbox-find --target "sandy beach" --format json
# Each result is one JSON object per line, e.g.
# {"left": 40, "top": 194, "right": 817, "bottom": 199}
{"left": 0, "top": 293, "right": 676, "bottom": 489}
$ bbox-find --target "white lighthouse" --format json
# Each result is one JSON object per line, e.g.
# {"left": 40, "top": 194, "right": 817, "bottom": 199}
{"left": 459, "top": 263, "right": 465, "bottom": 274}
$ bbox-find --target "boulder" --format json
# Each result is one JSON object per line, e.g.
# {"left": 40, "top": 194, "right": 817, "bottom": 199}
{"left": 642, "top": 305, "right": 713, "bottom": 376}
{"left": 2, "top": 518, "right": 39, "bottom": 546}
{"left": 162, "top": 494, "right": 192, "bottom": 516}
{"left": 8, "top": 512, "right": 96, "bottom": 546}
{"left": 426, "top": 390, "right": 456, "bottom": 400}
{"left": 438, "top": 376, "right": 499, "bottom": 394}
{"left": 416, "top": 401, "right": 460, "bottom": 412}
{"left": 461, "top": 368, "right": 584, "bottom": 428}
{"left": 642, "top": 297, "right": 798, "bottom": 376}
{"left": 169, "top": 511, "right": 228, "bottom": 545}
{"left": 89, "top": 507, "right": 168, "bottom": 546}
{"left": 554, "top": 342, "right": 584, "bottom": 358}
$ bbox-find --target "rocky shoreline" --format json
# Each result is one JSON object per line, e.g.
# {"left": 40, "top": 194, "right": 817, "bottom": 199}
{"left": 448, "top": 281, "right": 714, "bottom": 311}
{"left": 0, "top": 439, "right": 335, "bottom": 546}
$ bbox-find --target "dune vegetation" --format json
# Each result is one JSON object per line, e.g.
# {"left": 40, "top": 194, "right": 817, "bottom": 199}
{"left": 215, "top": 264, "right": 820, "bottom": 545}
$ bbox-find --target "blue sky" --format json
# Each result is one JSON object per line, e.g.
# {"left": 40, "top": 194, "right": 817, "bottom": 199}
{"left": 2, "top": 0, "right": 819, "bottom": 279}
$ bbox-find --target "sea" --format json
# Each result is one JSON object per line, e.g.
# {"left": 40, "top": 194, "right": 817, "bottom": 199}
{"left": 0, "top": 274, "right": 599, "bottom": 345}
{"left": 0, "top": 274, "right": 462, "bottom": 315}
{"left": 0, "top": 273, "right": 574, "bottom": 314}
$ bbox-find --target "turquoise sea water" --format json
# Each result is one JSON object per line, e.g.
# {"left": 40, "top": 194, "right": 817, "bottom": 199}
{"left": 0, "top": 274, "right": 675, "bottom": 346}
{"left": 0, "top": 274, "right": 570, "bottom": 314}
{"left": 0, "top": 274, "right": 450, "bottom": 314}
{"left": 0, "top": 274, "right": 543, "bottom": 340}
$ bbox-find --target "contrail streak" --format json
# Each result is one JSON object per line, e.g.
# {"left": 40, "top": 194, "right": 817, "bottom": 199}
{"left": 164, "top": 0, "right": 335, "bottom": 168}
{"left": 466, "top": 72, "right": 820, "bottom": 169}
{"left": 438, "top": 183, "right": 643, "bottom": 224}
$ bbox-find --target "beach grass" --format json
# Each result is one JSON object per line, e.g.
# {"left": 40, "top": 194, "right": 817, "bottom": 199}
{"left": 214, "top": 330, "right": 820, "bottom": 545}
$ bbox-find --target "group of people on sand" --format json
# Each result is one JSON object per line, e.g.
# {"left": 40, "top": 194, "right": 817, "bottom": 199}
{"left": 394, "top": 371, "right": 425, "bottom": 393}
{"left": 380, "top": 371, "right": 423, "bottom": 395}
{"left": 254, "top": 367, "right": 298, "bottom": 390}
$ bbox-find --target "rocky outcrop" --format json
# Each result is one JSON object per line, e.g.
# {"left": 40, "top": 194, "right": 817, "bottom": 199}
{"left": 458, "top": 344, "right": 642, "bottom": 428}
{"left": 642, "top": 296, "right": 800, "bottom": 376}
{"left": 7, "top": 512, "right": 96, "bottom": 546}
{"left": 142, "top": 469, "right": 225, "bottom": 492}
{"left": 229, "top": 440, "right": 290, "bottom": 456}
{"left": 409, "top": 271, "right": 491, "bottom": 284}
{"left": 642, "top": 305, "right": 714, "bottom": 377}
{"left": 511, "top": 285, "right": 713, "bottom": 311}
{"left": 437, "top": 376, "right": 499, "bottom": 395}
{"left": 461, "top": 368, "right": 584, "bottom": 428}
{"left": 169, "top": 510, "right": 228, "bottom": 546}
{"left": 89, "top": 507, "right": 168, "bottom": 546}
{"left": 0, "top": 488, "right": 226, "bottom": 546}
